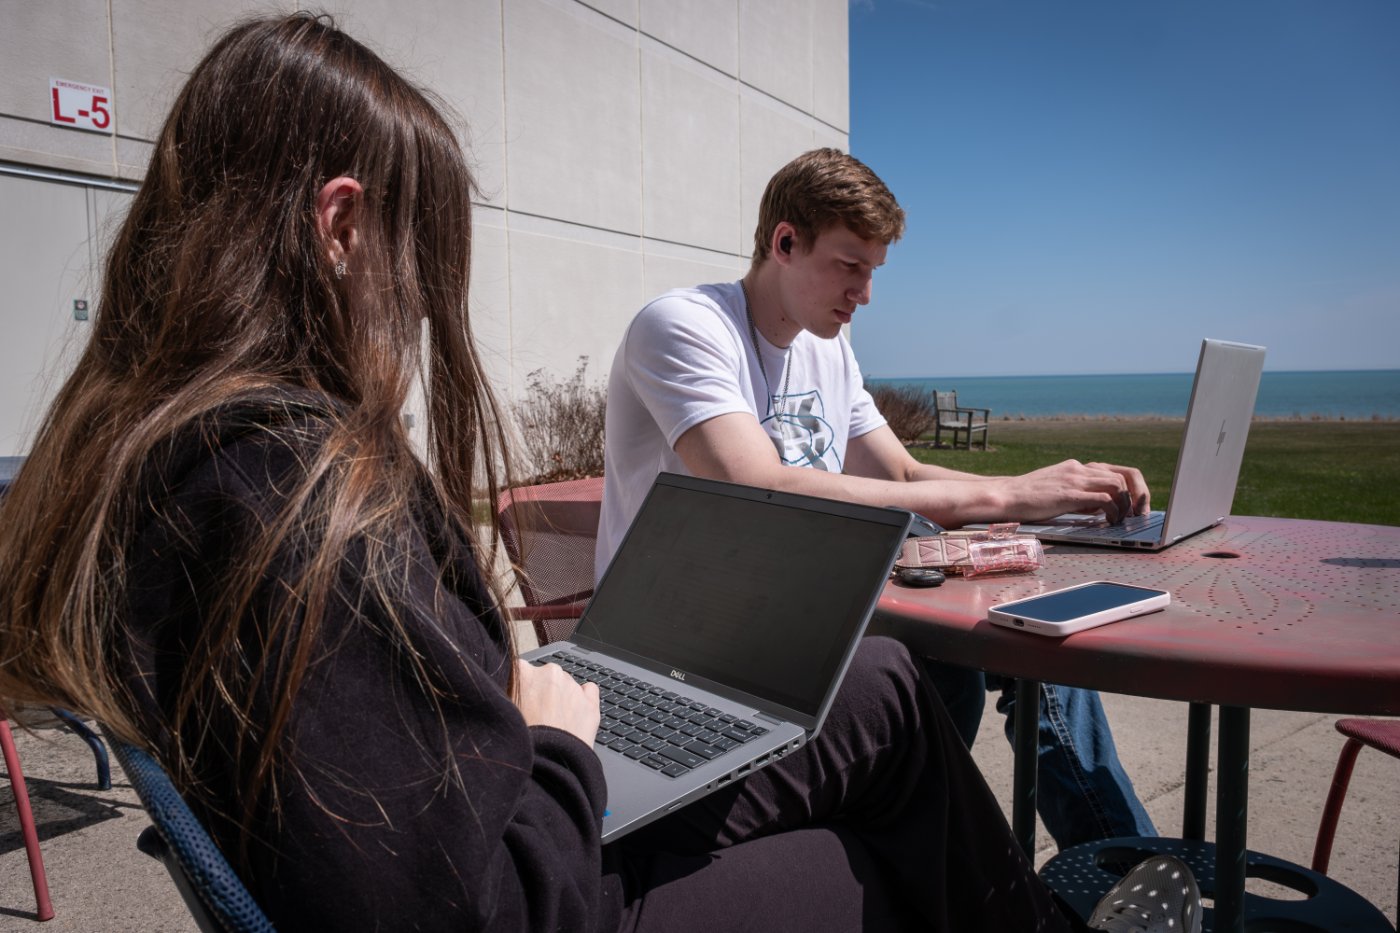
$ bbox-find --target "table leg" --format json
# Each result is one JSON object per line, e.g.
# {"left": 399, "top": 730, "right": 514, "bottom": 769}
{"left": 1215, "top": 705, "right": 1250, "bottom": 933}
{"left": 1183, "top": 702, "right": 1211, "bottom": 840}
{"left": 1012, "top": 678, "right": 1040, "bottom": 857}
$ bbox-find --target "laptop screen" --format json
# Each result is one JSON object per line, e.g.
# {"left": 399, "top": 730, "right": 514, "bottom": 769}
{"left": 577, "top": 476, "right": 908, "bottom": 718}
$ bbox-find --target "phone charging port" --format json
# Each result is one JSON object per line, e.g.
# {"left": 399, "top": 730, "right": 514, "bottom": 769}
{"left": 1013, "top": 618, "right": 1024, "bottom": 627}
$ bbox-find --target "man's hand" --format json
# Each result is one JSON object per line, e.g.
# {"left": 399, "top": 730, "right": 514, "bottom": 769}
{"left": 514, "top": 660, "right": 600, "bottom": 746}
{"left": 674, "top": 414, "right": 1150, "bottom": 527}
{"left": 996, "top": 459, "right": 1149, "bottom": 523}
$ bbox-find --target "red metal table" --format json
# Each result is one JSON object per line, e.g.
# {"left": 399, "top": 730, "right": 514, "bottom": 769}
{"left": 871, "top": 515, "right": 1400, "bottom": 932}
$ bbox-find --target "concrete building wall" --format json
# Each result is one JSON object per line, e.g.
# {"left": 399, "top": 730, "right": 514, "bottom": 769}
{"left": 0, "top": 0, "right": 848, "bottom": 455}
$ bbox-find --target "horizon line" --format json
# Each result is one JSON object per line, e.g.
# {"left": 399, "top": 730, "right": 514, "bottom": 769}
{"left": 867, "top": 366, "right": 1400, "bottom": 381}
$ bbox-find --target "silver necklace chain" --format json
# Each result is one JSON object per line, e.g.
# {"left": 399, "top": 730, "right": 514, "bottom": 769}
{"left": 741, "top": 281, "right": 791, "bottom": 422}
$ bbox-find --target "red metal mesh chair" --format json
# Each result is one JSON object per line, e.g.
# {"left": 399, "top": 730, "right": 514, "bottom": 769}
{"left": 1, "top": 714, "right": 54, "bottom": 921}
{"left": 1312, "top": 717, "right": 1400, "bottom": 927}
{"left": 496, "top": 476, "right": 603, "bottom": 646}
{"left": 2, "top": 708, "right": 112, "bottom": 923}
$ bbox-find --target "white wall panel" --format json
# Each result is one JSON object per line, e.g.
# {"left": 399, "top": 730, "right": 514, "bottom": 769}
{"left": 468, "top": 209, "right": 515, "bottom": 395}
{"left": 813, "top": 121, "right": 849, "bottom": 156}
{"left": 112, "top": 132, "right": 154, "bottom": 179}
{"left": 739, "top": 88, "right": 817, "bottom": 257}
{"left": 578, "top": 0, "right": 638, "bottom": 29}
{"left": 642, "top": 249, "right": 746, "bottom": 303}
{"left": 641, "top": 40, "right": 740, "bottom": 254}
{"left": 640, "top": 0, "right": 738, "bottom": 77}
{"left": 0, "top": 2, "right": 112, "bottom": 123}
{"left": 110, "top": 0, "right": 230, "bottom": 141}
{"left": 738, "top": 0, "right": 811, "bottom": 114}
{"left": 506, "top": 225, "right": 643, "bottom": 396}
{"left": 325, "top": 0, "right": 508, "bottom": 208}
{"left": 811, "top": 0, "right": 849, "bottom": 132}
{"left": 504, "top": 0, "right": 642, "bottom": 234}
{"left": 0, "top": 115, "right": 117, "bottom": 179}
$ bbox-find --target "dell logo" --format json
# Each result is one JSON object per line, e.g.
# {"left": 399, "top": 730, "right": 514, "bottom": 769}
{"left": 669, "top": 669, "right": 686, "bottom": 682}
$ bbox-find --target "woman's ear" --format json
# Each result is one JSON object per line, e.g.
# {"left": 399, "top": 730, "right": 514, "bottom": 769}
{"left": 315, "top": 176, "right": 364, "bottom": 274}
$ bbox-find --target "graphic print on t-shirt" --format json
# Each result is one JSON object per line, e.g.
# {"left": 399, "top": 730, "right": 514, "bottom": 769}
{"left": 761, "top": 389, "right": 843, "bottom": 472}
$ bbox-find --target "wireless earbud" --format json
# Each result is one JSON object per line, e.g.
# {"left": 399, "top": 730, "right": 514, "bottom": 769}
{"left": 779, "top": 236, "right": 792, "bottom": 254}
{"left": 897, "top": 567, "right": 945, "bottom": 588}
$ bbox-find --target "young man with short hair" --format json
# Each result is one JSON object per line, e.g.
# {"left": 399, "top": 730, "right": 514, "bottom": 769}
{"left": 597, "top": 148, "right": 1155, "bottom": 848}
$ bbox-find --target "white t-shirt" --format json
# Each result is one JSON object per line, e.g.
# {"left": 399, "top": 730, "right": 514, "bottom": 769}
{"left": 596, "top": 281, "right": 886, "bottom": 580}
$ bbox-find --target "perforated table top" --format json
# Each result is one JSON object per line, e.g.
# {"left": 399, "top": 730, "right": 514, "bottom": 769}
{"left": 874, "top": 516, "right": 1400, "bottom": 715}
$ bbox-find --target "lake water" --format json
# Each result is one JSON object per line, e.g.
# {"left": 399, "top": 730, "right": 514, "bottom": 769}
{"left": 869, "top": 370, "right": 1400, "bottom": 420}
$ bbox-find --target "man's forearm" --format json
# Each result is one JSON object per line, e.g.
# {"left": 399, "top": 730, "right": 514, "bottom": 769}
{"left": 706, "top": 457, "right": 1011, "bottom": 528}
{"left": 902, "top": 461, "right": 998, "bottom": 484}
{"left": 676, "top": 413, "right": 1013, "bottom": 526}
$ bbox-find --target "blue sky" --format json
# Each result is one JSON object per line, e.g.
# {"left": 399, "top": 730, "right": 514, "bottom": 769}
{"left": 847, "top": 0, "right": 1400, "bottom": 377}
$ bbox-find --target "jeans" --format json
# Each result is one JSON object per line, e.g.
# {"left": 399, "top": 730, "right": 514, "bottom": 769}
{"left": 921, "top": 657, "right": 1157, "bottom": 850}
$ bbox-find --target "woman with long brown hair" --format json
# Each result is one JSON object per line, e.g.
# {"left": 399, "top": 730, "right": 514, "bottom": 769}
{"left": 0, "top": 14, "right": 1196, "bottom": 933}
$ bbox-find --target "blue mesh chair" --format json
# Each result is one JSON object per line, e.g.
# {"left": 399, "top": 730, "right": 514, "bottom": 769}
{"left": 108, "top": 737, "right": 276, "bottom": 933}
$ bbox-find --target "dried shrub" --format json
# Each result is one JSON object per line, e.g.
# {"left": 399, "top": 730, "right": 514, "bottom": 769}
{"left": 867, "top": 383, "right": 938, "bottom": 445}
{"left": 516, "top": 357, "right": 607, "bottom": 483}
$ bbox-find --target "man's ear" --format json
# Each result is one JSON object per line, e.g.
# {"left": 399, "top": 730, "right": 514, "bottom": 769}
{"left": 315, "top": 176, "right": 364, "bottom": 270}
{"left": 770, "top": 221, "right": 799, "bottom": 265}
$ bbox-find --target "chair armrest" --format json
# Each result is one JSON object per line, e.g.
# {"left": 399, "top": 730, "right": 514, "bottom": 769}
{"left": 505, "top": 601, "right": 590, "bottom": 623}
{"left": 506, "top": 600, "right": 590, "bottom": 647}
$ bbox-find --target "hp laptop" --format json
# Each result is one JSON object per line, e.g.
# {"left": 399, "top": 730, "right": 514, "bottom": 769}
{"left": 1015, "top": 338, "right": 1266, "bottom": 550}
{"left": 522, "top": 472, "right": 912, "bottom": 842}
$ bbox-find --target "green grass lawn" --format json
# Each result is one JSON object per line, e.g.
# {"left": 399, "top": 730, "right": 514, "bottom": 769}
{"left": 908, "top": 419, "right": 1400, "bottom": 527}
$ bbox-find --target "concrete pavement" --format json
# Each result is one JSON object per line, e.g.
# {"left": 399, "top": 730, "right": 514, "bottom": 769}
{"left": 3, "top": 694, "right": 1396, "bottom": 930}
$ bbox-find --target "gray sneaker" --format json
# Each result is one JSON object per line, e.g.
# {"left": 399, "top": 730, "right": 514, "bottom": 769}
{"left": 1086, "top": 855, "right": 1203, "bottom": 933}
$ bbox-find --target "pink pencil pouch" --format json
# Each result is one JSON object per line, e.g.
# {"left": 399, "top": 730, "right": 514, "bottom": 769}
{"left": 893, "top": 523, "right": 1043, "bottom": 578}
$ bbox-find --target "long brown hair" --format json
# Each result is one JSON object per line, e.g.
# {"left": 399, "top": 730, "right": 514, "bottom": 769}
{"left": 0, "top": 13, "right": 514, "bottom": 848}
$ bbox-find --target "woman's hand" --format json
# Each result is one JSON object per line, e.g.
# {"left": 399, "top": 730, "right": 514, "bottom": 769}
{"left": 514, "top": 660, "right": 601, "bottom": 746}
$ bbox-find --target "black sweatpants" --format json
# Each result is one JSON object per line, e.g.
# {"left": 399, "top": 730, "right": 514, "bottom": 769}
{"left": 605, "top": 636, "right": 1077, "bottom": 932}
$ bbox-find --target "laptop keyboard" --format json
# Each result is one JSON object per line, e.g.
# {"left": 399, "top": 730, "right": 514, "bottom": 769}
{"left": 1060, "top": 511, "right": 1163, "bottom": 540}
{"left": 542, "top": 651, "right": 769, "bottom": 778}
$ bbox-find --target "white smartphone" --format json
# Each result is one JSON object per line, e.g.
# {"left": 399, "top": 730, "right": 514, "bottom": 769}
{"left": 988, "top": 581, "right": 1170, "bottom": 636}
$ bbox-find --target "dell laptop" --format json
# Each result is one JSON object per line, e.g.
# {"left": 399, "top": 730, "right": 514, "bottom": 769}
{"left": 522, "top": 472, "right": 912, "bottom": 842}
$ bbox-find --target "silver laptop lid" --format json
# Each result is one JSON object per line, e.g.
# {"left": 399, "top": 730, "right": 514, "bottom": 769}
{"left": 1159, "top": 338, "right": 1266, "bottom": 545}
